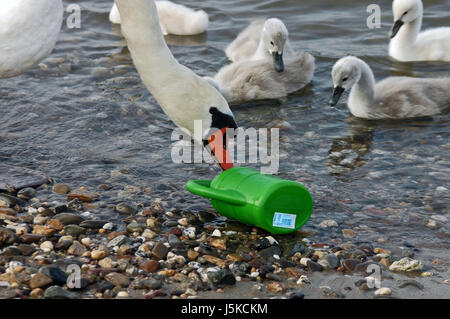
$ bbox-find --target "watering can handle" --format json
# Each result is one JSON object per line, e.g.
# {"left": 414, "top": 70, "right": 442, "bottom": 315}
{"left": 186, "top": 180, "right": 247, "bottom": 207}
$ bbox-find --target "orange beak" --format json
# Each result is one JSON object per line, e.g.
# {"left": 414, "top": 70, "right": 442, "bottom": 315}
{"left": 206, "top": 127, "right": 234, "bottom": 171}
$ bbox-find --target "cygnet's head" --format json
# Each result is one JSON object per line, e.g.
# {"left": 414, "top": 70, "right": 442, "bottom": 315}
{"left": 261, "top": 18, "right": 289, "bottom": 72}
{"left": 390, "top": 0, "right": 423, "bottom": 38}
{"left": 329, "top": 56, "right": 362, "bottom": 106}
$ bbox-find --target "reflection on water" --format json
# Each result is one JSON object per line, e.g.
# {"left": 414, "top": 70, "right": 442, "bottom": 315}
{"left": 0, "top": 0, "right": 449, "bottom": 262}
{"left": 326, "top": 123, "right": 375, "bottom": 179}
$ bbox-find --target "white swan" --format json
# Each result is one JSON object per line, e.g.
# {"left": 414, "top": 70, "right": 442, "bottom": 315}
{"left": 226, "top": 18, "right": 295, "bottom": 72}
{"left": 330, "top": 56, "right": 450, "bottom": 119}
{"left": 389, "top": 0, "right": 450, "bottom": 62}
{"left": 110, "top": 1, "right": 209, "bottom": 36}
{"left": 0, "top": 0, "right": 63, "bottom": 78}
{"left": 114, "top": 0, "right": 237, "bottom": 170}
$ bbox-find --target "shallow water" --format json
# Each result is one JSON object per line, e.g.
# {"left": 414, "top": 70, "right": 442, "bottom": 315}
{"left": 1, "top": 0, "right": 449, "bottom": 280}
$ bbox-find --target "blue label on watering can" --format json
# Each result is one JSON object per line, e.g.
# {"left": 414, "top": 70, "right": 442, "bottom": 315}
{"left": 273, "top": 212, "right": 296, "bottom": 229}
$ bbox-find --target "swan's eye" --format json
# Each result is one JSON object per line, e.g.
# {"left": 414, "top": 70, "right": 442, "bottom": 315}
{"left": 403, "top": 11, "right": 408, "bottom": 15}
{"left": 342, "top": 77, "right": 348, "bottom": 82}
{"left": 270, "top": 41, "right": 274, "bottom": 46}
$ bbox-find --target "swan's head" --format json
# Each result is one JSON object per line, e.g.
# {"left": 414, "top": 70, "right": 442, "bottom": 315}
{"left": 390, "top": 0, "right": 423, "bottom": 38}
{"left": 330, "top": 56, "right": 361, "bottom": 106}
{"left": 203, "top": 103, "right": 238, "bottom": 171}
{"left": 262, "top": 18, "right": 289, "bottom": 72}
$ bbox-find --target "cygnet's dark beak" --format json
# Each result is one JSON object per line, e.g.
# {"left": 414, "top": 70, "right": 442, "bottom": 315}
{"left": 390, "top": 20, "right": 404, "bottom": 39}
{"left": 329, "top": 86, "right": 345, "bottom": 106}
{"left": 272, "top": 52, "right": 284, "bottom": 73}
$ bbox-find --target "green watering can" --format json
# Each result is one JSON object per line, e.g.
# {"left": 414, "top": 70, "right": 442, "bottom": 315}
{"left": 186, "top": 167, "right": 313, "bottom": 234}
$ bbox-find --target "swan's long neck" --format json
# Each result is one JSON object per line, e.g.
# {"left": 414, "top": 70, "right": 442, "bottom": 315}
{"left": 348, "top": 60, "right": 376, "bottom": 116}
{"left": 114, "top": 0, "right": 180, "bottom": 95}
{"left": 252, "top": 36, "right": 269, "bottom": 60}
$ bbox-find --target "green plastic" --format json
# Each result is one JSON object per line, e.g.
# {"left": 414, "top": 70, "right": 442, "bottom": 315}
{"left": 186, "top": 167, "right": 313, "bottom": 234}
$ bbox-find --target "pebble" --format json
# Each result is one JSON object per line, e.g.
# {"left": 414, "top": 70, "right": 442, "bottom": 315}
{"left": 67, "top": 190, "right": 99, "bottom": 203}
{"left": 54, "top": 213, "right": 84, "bottom": 225}
{"left": 81, "top": 238, "right": 91, "bottom": 246}
{"left": 107, "top": 235, "right": 129, "bottom": 248}
{"left": 105, "top": 272, "right": 130, "bottom": 288}
{"left": 267, "top": 281, "right": 285, "bottom": 293}
{"left": 68, "top": 241, "right": 87, "bottom": 256}
{"left": 139, "top": 260, "right": 159, "bottom": 273}
{"left": 342, "top": 229, "right": 356, "bottom": 238}
{"left": 40, "top": 241, "right": 54, "bottom": 252}
{"left": 117, "top": 291, "right": 129, "bottom": 298}
{"left": 211, "top": 238, "right": 227, "bottom": 250}
{"left": 91, "top": 250, "right": 107, "bottom": 260}
{"left": 115, "top": 203, "right": 137, "bottom": 215}
{"left": 44, "top": 286, "right": 79, "bottom": 299}
{"left": 30, "top": 273, "right": 53, "bottom": 289}
{"left": 319, "top": 220, "right": 338, "bottom": 228}
{"left": 152, "top": 242, "right": 168, "bottom": 260}
{"left": 389, "top": 257, "right": 423, "bottom": 272}
{"left": 212, "top": 229, "right": 221, "bottom": 237}
{"left": 63, "top": 225, "right": 86, "bottom": 236}
{"left": 374, "top": 287, "right": 391, "bottom": 296}
{"left": 52, "top": 184, "right": 70, "bottom": 194}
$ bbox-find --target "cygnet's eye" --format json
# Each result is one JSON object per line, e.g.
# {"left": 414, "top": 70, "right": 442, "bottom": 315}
{"left": 342, "top": 77, "right": 348, "bottom": 82}
{"left": 270, "top": 41, "right": 274, "bottom": 46}
{"left": 403, "top": 11, "right": 408, "bottom": 15}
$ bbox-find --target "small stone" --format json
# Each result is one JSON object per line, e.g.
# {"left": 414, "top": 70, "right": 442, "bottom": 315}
{"left": 136, "top": 278, "right": 162, "bottom": 290}
{"left": 117, "top": 291, "right": 128, "bottom": 298}
{"left": 183, "top": 227, "right": 196, "bottom": 239}
{"left": 126, "top": 222, "right": 144, "bottom": 233}
{"left": 306, "top": 260, "right": 323, "bottom": 272}
{"left": 115, "top": 203, "right": 137, "bottom": 215}
{"left": 68, "top": 241, "right": 87, "bottom": 256}
{"left": 374, "top": 248, "right": 391, "bottom": 255}
{"left": 47, "top": 219, "right": 64, "bottom": 231}
{"left": 52, "top": 184, "right": 70, "bottom": 194}
{"left": 343, "top": 259, "right": 361, "bottom": 272}
{"left": 139, "top": 260, "right": 159, "bottom": 273}
{"left": 342, "top": 229, "right": 356, "bottom": 238}
{"left": 187, "top": 250, "right": 199, "bottom": 261}
{"left": 81, "top": 238, "right": 91, "bottom": 246}
{"left": 30, "top": 273, "right": 53, "bottom": 289}
{"left": 63, "top": 225, "right": 86, "bottom": 237}
{"left": 152, "top": 242, "right": 168, "bottom": 260}
{"left": 40, "top": 266, "right": 68, "bottom": 286}
{"left": 67, "top": 190, "right": 99, "bottom": 202}
{"left": 105, "top": 272, "right": 130, "bottom": 288}
{"left": 40, "top": 241, "right": 54, "bottom": 252}
{"left": 91, "top": 250, "right": 107, "bottom": 260}
{"left": 212, "top": 229, "right": 221, "bottom": 237}
{"left": 103, "top": 222, "right": 114, "bottom": 230}
{"left": 142, "top": 229, "right": 157, "bottom": 240}
{"left": 389, "top": 257, "right": 423, "bottom": 272}
{"left": 267, "top": 281, "right": 285, "bottom": 293}
{"left": 54, "top": 213, "right": 84, "bottom": 225}
{"left": 30, "top": 288, "right": 44, "bottom": 299}
{"left": 80, "top": 220, "right": 107, "bottom": 229}
{"left": 17, "top": 187, "right": 36, "bottom": 200}
{"left": 32, "top": 225, "right": 56, "bottom": 236}
{"left": 107, "top": 235, "right": 129, "bottom": 248}
{"left": 374, "top": 287, "right": 391, "bottom": 296}
{"left": 177, "top": 218, "right": 188, "bottom": 226}
{"left": 319, "top": 220, "right": 338, "bottom": 228}
{"left": 44, "top": 286, "right": 79, "bottom": 299}
{"left": 211, "top": 238, "right": 227, "bottom": 250}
